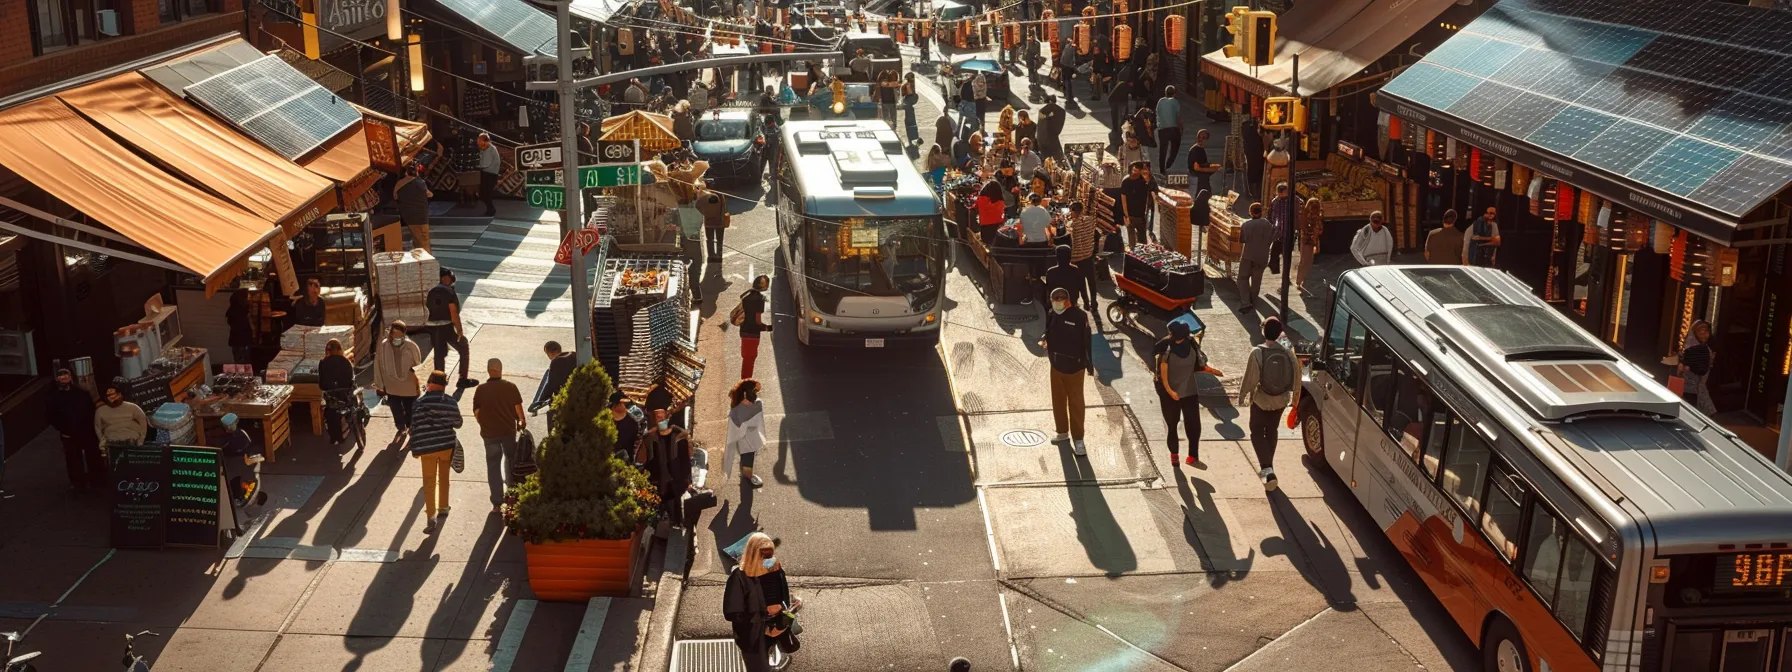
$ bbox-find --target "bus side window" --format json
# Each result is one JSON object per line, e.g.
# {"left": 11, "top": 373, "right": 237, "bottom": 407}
{"left": 1358, "top": 334, "right": 1398, "bottom": 427}
{"left": 1384, "top": 366, "right": 1430, "bottom": 461}
{"left": 1420, "top": 405, "right": 1452, "bottom": 480}
{"left": 1439, "top": 423, "right": 1490, "bottom": 519}
{"left": 1326, "top": 316, "right": 1365, "bottom": 393}
{"left": 1521, "top": 501, "right": 1568, "bottom": 608}
{"left": 1521, "top": 500, "right": 1601, "bottom": 640}
{"left": 1480, "top": 460, "right": 1527, "bottom": 563}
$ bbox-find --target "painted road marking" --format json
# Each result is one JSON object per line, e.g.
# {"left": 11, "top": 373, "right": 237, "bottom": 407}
{"left": 490, "top": 598, "right": 538, "bottom": 672}
{"left": 563, "top": 597, "right": 612, "bottom": 672}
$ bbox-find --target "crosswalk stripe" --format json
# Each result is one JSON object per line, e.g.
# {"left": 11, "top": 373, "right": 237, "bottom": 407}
{"left": 490, "top": 598, "right": 538, "bottom": 672}
{"left": 562, "top": 597, "right": 612, "bottom": 672}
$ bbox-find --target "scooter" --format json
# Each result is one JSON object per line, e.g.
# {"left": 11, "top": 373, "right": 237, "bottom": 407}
{"left": 2, "top": 631, "right": 39, "bottom": 672}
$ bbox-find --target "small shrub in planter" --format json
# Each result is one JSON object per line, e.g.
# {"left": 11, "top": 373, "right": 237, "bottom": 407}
{"left": 505, "top": 361, "right": 655, "bottom": 544}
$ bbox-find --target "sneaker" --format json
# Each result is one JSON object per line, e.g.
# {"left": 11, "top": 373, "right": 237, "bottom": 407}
{"left": 749, "top": 474, "right": 764, "bottom": 487}
{"left": 1264, "top": 469, "right": 1279, "bottom": 492}
{"left": 439, "top": 507, "right": 451, "bottom": 519}
{"left": 1184, "top": 455, "right": 1199, "bottom": 466}
{"left": 457, "top": 379, "right": 479, "bottom": 389}
{"left": 1053, "top": 432, "right": 1069, "bottom": 442}
{"left": 1072, "top": 440, "right": 1086, "bottom": 456}
{"left": 424, "top": 517, "right": 437, "bottom": 534}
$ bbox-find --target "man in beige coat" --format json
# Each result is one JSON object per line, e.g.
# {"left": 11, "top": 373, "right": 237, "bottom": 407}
{"left": 93, "top": 382, "right": 148, "bottom": 449}
{"left": 374, "top": 321, "right": 424, "bottom": 439}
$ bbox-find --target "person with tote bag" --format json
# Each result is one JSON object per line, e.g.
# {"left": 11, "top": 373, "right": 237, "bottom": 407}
{"left": 725, "top": 379, "right": 768, "bottom": 487}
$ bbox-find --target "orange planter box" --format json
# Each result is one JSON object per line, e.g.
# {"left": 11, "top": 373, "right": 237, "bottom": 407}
{"left": 524, "top": 531, "right": 643, "bottom": 602}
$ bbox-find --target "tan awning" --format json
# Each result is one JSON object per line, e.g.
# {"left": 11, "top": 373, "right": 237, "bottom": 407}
{"left": 58, "top": 72, "right": 340, "bottom": 236}
{"left": 0, "top": 99, "right": 279, "bottom": 288}
{"left": 1201, "top": 0, "right": 1458, "bottom": 98}
{"left": 300, "top": 109, "right": 433, "bottom": 205}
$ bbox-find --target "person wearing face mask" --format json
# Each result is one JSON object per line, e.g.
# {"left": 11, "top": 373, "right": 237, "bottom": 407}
{"left": 374, "top": 322, "right": 424, "bottom": 439}
{"left": 725, "top": 379, "right": 767, "bottom": 487}
{"left": 640, "top": 407, "right": 693, "bottom": 528}
{"left": 724, "top": 532, "right": 790, "bottom": 671}
{"left": 1156, "top": 320, "right": 1223, "bottom": 466}
{"left": 1350, "top": 210, "right": 1394, "bottom": 266}
{"left": 1040, "top": 287, "right": 1093, "bottom": 455}
{"left": 94, "top": 381, "right": 148, "bottom": 449}
{"left": 609, "top": 391, "right": 645, "bottom": 463}
{"left": 49, "top": 368, "right": 103, "bottom": 490}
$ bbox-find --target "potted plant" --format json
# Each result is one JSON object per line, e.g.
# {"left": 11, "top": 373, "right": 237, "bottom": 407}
{"left": 505, "top": 361, "right": 656, "bottom": 601}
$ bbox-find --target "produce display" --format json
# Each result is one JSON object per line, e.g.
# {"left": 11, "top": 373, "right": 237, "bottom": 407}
{"left": 1295, "top": 154, "right": 1389, "bottom": 220}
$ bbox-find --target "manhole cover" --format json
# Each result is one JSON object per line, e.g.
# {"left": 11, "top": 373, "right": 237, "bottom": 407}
{"left": 1001, "top": 429, "right": 1047, "bottom": 447}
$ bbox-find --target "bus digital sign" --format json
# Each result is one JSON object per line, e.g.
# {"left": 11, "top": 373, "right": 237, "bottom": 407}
{"left": 1713, "top": 552, "right": 1792, "bottom": 594}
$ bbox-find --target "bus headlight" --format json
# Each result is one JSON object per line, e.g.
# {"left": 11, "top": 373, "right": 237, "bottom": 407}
{"left": 924, "top": 313, "right": 937, "bottom": 324}
{"left": 811, "top": 313, "right": 822, "bottom": 324}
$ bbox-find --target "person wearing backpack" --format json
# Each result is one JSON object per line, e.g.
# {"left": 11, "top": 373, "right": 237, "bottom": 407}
{"left": 1237, "top": 317, "right": 1301, "bottom": 491}
{"left": 1156, "top": 320, "right": 1223, "bottom": 467}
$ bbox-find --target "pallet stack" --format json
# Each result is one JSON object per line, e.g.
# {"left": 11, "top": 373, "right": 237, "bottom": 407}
{"left": 373, "top": 249, "right": 439, "bottom": 334}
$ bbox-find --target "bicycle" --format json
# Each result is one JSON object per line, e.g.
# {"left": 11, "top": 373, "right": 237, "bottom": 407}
{"left": 323, "top": 387, "right": 370, "bottom": 452}
{"left": 121, "top": 630, "right": 158, "bottom": 671}
{"left": 2, "top": 630, "right": 39, "bottom": 672}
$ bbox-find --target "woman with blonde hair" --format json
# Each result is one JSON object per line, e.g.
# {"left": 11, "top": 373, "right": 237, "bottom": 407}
{"left": 723, "top": 532, "right": 791, "bottom": 670}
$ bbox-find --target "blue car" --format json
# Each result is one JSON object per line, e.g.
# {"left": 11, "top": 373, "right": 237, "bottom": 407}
{"left": 691, "top": 111, "right": 766, "bottom": 185}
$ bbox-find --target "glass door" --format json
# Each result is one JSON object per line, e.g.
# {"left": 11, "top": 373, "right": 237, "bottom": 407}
{"left": 1720, "top": 628, "right": 1774, "bottom": 672}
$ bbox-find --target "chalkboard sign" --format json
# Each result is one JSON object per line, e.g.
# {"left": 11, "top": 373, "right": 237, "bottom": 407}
{"left": 165, "top": 446, "right": 224, "bottom": 548}
{"left": 110, "top": 445, "right": 170, "bottom": 549}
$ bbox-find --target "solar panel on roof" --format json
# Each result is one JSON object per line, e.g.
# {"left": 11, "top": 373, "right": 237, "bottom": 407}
{"left": 1377, "top": 0, "right": 1792, "bottom": 220}
{"left": 433, "top": 0, "right": 558, "bottom": 56}
{"left": 186, "top": 55, "right": 361, "bottom": 159}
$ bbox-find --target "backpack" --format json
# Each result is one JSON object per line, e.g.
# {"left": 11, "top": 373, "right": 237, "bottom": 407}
{"left": 1255, "top": 345, "right": 1296, "bottom": 397}
{"left": 1154, "top": 337, "right": 1207, "bottom": 381}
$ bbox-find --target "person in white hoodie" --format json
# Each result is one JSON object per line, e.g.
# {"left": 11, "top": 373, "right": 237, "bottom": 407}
{"left": 1350, "top": 210, "right": 1395, "bottom": 267}
{"left": 725, "top": 379, "right": 767, "bottom": 488}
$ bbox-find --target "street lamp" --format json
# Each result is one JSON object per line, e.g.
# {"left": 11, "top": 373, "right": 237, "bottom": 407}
{"left": 407, "top": 33, "right": 425, "bottom": 92}
{"left": 386, "top": 0, "right": 401, "bottom": 40}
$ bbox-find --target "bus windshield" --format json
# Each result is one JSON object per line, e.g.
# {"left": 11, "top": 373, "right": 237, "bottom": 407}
{"left": 805, "top": 217, "right": 943, "bottom": 312}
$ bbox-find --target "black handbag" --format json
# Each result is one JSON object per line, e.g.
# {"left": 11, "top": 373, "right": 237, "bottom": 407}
{"left": 512, "top": 430, "right": 539, "bottom": 479}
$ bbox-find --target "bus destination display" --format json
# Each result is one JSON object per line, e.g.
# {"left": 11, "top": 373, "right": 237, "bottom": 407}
{"left": 1714, "top": 552, "right": 1792, "bottom": 594}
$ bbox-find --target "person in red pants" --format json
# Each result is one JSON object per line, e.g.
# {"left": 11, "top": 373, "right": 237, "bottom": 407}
{"left": 739, "top": 275, "right": 770, "bottom": 379}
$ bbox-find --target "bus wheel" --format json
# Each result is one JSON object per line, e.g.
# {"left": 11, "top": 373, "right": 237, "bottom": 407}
{"left": 1482, "top": 617, "right": 1529, "bottom": 672}
{"left": 1299, "top": 401, "right": 1328, "bottom": 470}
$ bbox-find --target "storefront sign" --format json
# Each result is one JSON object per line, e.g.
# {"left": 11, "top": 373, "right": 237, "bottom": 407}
{"left": 164, "top": 446, "right": 224, "bottom": 548}
{"left": 364, "top": 118, "right": 402, "bottom": 174}
{"left": 525, "top": 185, "right": 565, "bottom": 210}
{"left": 109, "top": 444, "right": 226, "bottom": 549}
{"left": 110, "top": 445, "right": 169, "bottom": 549}
{"left": 518, "top": 142, "right": 563, "bottom": 170}
{"left": 1376, "top": 91, "right": 1738, "bottom": 244}
{"left": 1336, "top": 140, "right": 1363, "bottom": 162}
{"left": 311, "top": 0, "right": 387, "bottom": 53}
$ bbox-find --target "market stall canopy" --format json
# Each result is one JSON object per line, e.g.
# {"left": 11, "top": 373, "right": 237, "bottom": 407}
{"left": 1200, "top": 0, "right": 1458, "bottom": 98}
{"left": 57, "top": 72, "right": 339, "bottom": 236}
{"left": 426, "top": 0, "right": 561, "bottom": 56}
{"left": 600, "top": 111, "right": 681, "bottom": 154}
{"left": 0, "top": 99, "right": 278, "bottom": 289}
{"left": 1373, "top": 0, "right": 1792, "bottom": 244}
{"left": 300, "top": 108, "right": 432, "bottom": 205}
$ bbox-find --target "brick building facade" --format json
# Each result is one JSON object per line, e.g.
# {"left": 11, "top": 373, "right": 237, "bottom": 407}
{"left": 0, "top": 0, "right": 246, "bottom": 100}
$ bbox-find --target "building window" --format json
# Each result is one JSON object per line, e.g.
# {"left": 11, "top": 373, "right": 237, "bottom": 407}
{"left": 157, "top": 0, "right": 212, "bottom": 24}
{"left": 32, "top": 0, "right": 71, "bottom": 55}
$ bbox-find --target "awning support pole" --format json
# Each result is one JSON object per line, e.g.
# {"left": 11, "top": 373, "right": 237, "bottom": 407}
{"left": 0, "top": 196, "right": 145, "bottom": 248}
{"left": 0, "top": 220, "right": 189, "bottom": 274}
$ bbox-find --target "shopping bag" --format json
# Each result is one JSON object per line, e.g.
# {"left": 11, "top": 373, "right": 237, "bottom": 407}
{"left": 512, "top": 430, "right": 539, "bottom": 479}
{"left": 1286, "top": 403, "right": 1299, "bottom": 430}
{"left": 1667, "top": 376, "right": 1686, "bottom": 395}
{"left": 451, "top": 440, "right": 466, "bottom": 473}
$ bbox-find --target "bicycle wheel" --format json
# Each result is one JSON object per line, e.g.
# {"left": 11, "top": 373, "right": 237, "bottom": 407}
{"left": 353, "top": 415, "right": 367, "bottom": 451}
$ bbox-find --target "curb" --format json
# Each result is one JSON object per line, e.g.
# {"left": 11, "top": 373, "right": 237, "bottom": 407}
{"left": 637, "top": 526, "right": 691, "bottom": 671}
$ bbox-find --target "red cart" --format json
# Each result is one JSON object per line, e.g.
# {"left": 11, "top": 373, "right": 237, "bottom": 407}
{"left": 1108, "top": 271, "right": 1202, "bottom": 330}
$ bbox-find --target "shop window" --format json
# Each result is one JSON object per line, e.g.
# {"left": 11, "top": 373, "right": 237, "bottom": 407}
{"left": 32, "top": 0, "right": 71, "bottom": 55}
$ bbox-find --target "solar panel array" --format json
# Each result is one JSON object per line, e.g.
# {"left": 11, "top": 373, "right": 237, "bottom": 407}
{"left": 1380, "top": 0, "right": 1792, "bottom": 217}
{"left": 435, "top": 0, "right": 558, "bottom": 57}
{"left": 186, "top": 55, "right": 362, "bottom": 160}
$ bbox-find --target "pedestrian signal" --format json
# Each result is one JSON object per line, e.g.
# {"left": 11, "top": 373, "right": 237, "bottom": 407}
{"left": 1223, "top": 7, "right": 1247, "bottom": 60}
{"left": 1224, "top": 7, "right": 1277, "bottom": 65}
{"left": 1262, "top": 97, "right": 1306, "bottom": 132}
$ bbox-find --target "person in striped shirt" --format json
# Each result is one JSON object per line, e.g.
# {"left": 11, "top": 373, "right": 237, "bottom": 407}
{"left": 410, "top": 371, "right": 463, "bottom": 532}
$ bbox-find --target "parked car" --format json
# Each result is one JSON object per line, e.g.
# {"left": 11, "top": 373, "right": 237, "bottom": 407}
{"left": 691, "top": 111, "right": 767, "bottom": 185}
{"left": 949, "top": 56, "right": 1009, "bottom": 99}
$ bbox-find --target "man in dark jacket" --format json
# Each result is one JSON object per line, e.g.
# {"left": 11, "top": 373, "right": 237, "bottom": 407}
{"left": 1040, "top": 287, "right": 1092, "bottom": 455}
{"left": 426, "top": 269, "right": 475, "bottom": 388}
{"left": 1045, "top": 244, "right": 1101, "bottom": 330}
{"left": 319, "top": 339, "right": 357, "bottom": 444}
{"left": 411, "top": 371, "right": 462, "bottom": 532}
{"left": 49, "top": 368, "right": 103, "bottom": 490}
{"left": 394, "top": 162, "right": 433, "bottom": 251}
{"left": 1037, "top": 96, "right": 1067, "bottom": 161}
{"left": 640, "top": 407, "right": 692, "bottom": 527}
{"left": 530, "top": 340, "right": 577, "bottom": 425}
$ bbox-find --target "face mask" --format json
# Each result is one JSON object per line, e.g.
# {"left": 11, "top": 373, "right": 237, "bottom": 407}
{"left": 391, "top": 336, "right": 404, "bottom": 345}
{"left": 1052, "top": 301, "right": 1068, "bottom": 314}
{"left": 657, "top": 420, "right": 670, "bottom": 430}
{"left": 762, "top": 557, "right": 777, "bottom": 570}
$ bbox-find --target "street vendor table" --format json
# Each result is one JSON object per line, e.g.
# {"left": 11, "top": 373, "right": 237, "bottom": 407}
{"left": 194, "top": 385, "right": 294, "bottom": 462}
{"left": 290, "top": 383, "right": 324, "bottom": 436}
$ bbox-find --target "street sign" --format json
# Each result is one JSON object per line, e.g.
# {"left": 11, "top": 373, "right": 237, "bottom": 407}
{"left": 518, "top": 142, "right": 563, "bottom": 169}
{"left": 590, "top": 163, "right": 641, "bottom": 187}
{"left": 524, "top": 185, "right": 565, "bottom": 210}
{"left": 554, "top": 227, "right": 604, "bottom": 265}
{"left": 525, "top": 169, "right": 562, "bottom": 185}
{"left": 597, "top": 140, "right": 638, "bottom": 164}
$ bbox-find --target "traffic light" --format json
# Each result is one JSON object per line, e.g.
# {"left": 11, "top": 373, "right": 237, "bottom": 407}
{"left": 1223, "top": 7, "right": 1277, "bottom": 66}
{"left": 1223, "top": 7, "right": 1248, "bottom": 60}
{"left": 1262, "top": 96, "right": 1306, "bottom": 132}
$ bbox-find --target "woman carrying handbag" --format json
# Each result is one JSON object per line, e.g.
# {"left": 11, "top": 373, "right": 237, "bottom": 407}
{"left": 724, "top": 532, "right": 799, "bottom": 671}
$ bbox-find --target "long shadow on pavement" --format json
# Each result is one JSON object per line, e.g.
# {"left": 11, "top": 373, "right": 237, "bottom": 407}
{"left": 1058, "top": 436, "right": 1138, "bottom": 577}
{"left": 1174, "top": 466, "right": 1253, "bottom": 589}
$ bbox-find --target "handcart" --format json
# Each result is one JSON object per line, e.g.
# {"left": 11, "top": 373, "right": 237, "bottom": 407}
{"left": 1108, "top": 271, "right": 1202, "bottom": 330}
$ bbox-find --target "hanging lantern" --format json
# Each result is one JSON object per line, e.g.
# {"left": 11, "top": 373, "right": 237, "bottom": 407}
{"left": 1114, "top": 24, "right": 1133, "bottom": 60}
{"left": 1115, "top": 0, "right": 1129, "bottom": 16}
{"left": 1075, "top": 23, "right": 1091, "bottom": 54}
{"left": 1164, "top": 15, "right": 1185, "bottom": 54}
{"left": 1003, "top": 22, "right": 1020, "bottom": 49}
{"left": 1653, "top": 221, "right": 1675, "bottom": 254}
{"left": 1044, "top": 10, "right": 1059, "bottom": 42}
{"left": 1556, "top": 183, "right": 1575, "bottom": 222}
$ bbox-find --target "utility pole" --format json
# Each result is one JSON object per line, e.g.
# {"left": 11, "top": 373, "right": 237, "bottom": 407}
{"left": 555, "top": 0, "right": 594, "bottom": 364}
{"left": 1277, "top": 54, "right": 1298, "bottom": 326}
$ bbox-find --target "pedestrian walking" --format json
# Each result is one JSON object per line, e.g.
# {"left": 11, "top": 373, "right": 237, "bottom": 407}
{"left": 1296, "top": 198, "right": 1325, "bottom": 296}
{"left": 1679, "top": 320, "right": 1717, "bottom": 414}
{"left": 49, "top": 368, "right": 103, "bottom": 490}
{"left": 1156, "top": 320, "right": 1221, "bottom": 466}
{"left": 1424, "top": 209, "right": 1464, "bottom": 265}
{"left": 1058, "top": 44, "right": 1078, "bottom": 108}
{"left": 426, "top": 269, "right": 477, "bottom": 388}
{"left": 477, "top": 133, "right": 501, "bottom": 217}
{"left": 1237, "top": 202, "right": 1273, "bottom": 311}
{"left": 901, "top": 73, "right": 921, "bottom": 145}
{"left": 1038, "top": 96, "right": 1066, "bottom": 160}
{"left": 641, "top": 407, "right": 693, "bottom": 527}
{"left": 1465, "top": 206, "right": 1502, "bottom": 267}
{"left": 739, "top": 275, "right": 771, "bottom": 379}
{"left": 1105, "top": 73, "right": 1130, "bottom": 132}
{"left": 530, "top": 340, "right": 577, "bottom": 424}
{"left": 1186, "top": 129, "right": 1217, "bottom": 198}
{"left": 1066, "top": 199, "right": 1113, "bottom": 290}
{"left": 411, "top": 371, "right": 462, "bottom": 531}
{"left": 1238, "top": 317, "right": 1300, "bottom": 491}
{"left": 95, "top": 381, "right": 148, "bottom": 448}
{"left": 878, "top": 67, "right": 900, "bottom": 128}
{"left": 610, "top": 391, "right": 645, "bottom": 463}
{"left": 374, "top": 322, "right": 423, "bottom": 438}
{"left": 723, "top": 531, "right": 788, "bottom": 672}
{"left": 1129, "top": 107, "right": 1157, "bottom": 169}
{"left": 972, "top": 72, "right": 990, "bottom": 131}
{"left": 1350, "top": 211, "right": 1394, "bottom": 266}
{"left": 1044, "top": 244, "right": 1085, "bottom": 314}
{"left": 957, "top": 91, "right": 980, "bottom": 140}
{"left": 699, "top": 188, "right": 729, "bottom": 260}
{"left": 1040, "top": 287, "right": 1093, "bottom": 455}
{"left": 1015, "top": 110, "right": 1037, "bottom": 150}
{"left": 473, "top": 358, "right": 526, "bottom": 513}
{"left": 320, "top": 339, "right": 355, "bottom": 443}
{"left": 1155, "top": 86, "right": 1182, "bottom": 174}
{"left": 726, "top": 379, "right": 767, "bottom": 487}
{"left": 1267, "top": 182, "right": 1294, "bottom": 270}
{"left": 1116, "top": 133, "right": 1146, "bottom": 174}
{"left": 1118, "top": 160, "right": 1155, "bottom": 246}
{"left": 394, "top": 162, "right": 434, "bottom": 252}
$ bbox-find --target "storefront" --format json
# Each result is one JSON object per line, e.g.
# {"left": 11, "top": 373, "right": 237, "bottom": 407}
{"left": 1374, "top": 0, "right": 1792, "bottom": 454}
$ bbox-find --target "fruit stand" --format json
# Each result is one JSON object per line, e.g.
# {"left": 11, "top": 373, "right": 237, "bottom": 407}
{"left": 1295, "top": 141, "right": 1419, "bottom": 252}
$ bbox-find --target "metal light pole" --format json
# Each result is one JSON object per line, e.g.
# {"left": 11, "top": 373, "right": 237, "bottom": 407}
{"left": 555, "top": 0, "right": 594, "bottom": 364}
{"left": 1277, "top": 54, "right": 1298, "bottom": 325}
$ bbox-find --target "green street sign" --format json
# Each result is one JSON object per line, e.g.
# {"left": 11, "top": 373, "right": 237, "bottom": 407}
{"left": 588, "top": 164, "right": 641, "bottom": 187}
{"left": 524, "top": 185, "right": 564, "bottom": 210}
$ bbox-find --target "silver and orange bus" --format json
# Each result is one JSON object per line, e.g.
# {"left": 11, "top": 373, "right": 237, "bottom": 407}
{"left": 1299, "top": 265, "right": 1792, "bottom": 672}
